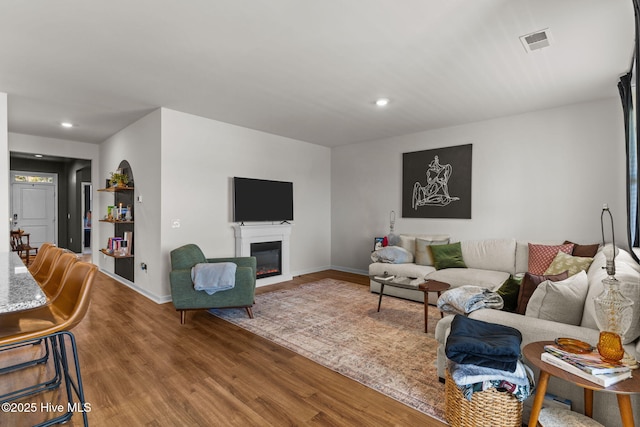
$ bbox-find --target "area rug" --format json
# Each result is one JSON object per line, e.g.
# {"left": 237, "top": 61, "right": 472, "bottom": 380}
{"left": 209, "top": 278, "right": 446, "bottom": 421}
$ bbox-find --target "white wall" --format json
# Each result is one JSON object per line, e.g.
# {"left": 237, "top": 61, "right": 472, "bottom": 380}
{"left": 160, "top": 108, "right": 332, "bottom": 292}
{"left": 0, "top": 93, "right": 7, "bottom": 249}
{"left": 331, "top": 98, "right": 627, "bottom": 274}
{"left": 98, "top": 110, "right": 162, "bottom": 301}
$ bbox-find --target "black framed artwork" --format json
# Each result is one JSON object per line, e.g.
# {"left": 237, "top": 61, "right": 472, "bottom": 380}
{"left": 402, "top": 144, "right": 472, "bottom": 219}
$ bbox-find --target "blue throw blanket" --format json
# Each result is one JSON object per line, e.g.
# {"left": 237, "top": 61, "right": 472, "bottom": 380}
{"left": 445, "top": 315, "right": 522, "bottom": 372}
{"left": 191, "top": 262, "right": 237, "bottom": 295}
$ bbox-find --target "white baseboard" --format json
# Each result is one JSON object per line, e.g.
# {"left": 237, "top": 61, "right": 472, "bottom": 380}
{"left": 99, "top": 268, "right": 172, "bottom": 304}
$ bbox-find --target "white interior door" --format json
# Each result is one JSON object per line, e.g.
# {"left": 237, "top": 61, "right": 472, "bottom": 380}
{"left": 10, "top": 171, "right": 57, "bottom": 248}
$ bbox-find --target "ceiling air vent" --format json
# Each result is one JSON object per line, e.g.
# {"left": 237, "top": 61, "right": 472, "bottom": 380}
{"left": 519, "top": 29, "right": 551, "bottom": 52}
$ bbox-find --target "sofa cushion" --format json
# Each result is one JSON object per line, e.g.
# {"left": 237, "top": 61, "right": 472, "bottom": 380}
{"left": 370, "top": 246, "right": 413, "bottom": 264}
{"left": 430, "top": 242, "right": 467, "bottom": 270}
{"left": 528, "top": 243, "right": 575, "bottom": 274}
{"left": 525, "top": 270, "right": 589, "bottom": 326}
{"left": 544, "top": 251, "right": 594, "bottom": 277}
{"left": 369, "top": 262, "right": 435, "bottom": 279}
{"left": 516, "top": 271, "right": 569, "bottom": 315}
{"left": 460, "top": 239, "right": 517, "bottom": 274}
{"left": 398, "top": 234, "right": 449, "bottom": 257}
{"left": 564, "top": 240, "right": 600, "bottom": 258}
{"left": 582, "top": 250, "right": 640, "bottom": 344}
{"left": 415, "top": 237, "right": 450, "bottom": 266}
{"left": 426, "top": 268, "right": 509, "bottom": 291}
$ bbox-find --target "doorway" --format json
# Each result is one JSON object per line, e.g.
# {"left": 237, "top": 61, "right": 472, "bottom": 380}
{"left": 10, "top": 171, "right": 57, "bottom": 248}
{"left": 81, "top": 182, "right": 92, "bottom": 254}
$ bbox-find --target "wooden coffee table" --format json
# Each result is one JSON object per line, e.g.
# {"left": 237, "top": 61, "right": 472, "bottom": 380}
{"left": 370, "top": 276, "right": 450, "bottom": 333}
{"left": 524, "top": 341, "right": 640, "bottom": 427}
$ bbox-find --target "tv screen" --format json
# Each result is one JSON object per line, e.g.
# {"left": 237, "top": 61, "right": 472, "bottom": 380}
{"left": 233, "top": 177, "right": 294, "bottom": 222}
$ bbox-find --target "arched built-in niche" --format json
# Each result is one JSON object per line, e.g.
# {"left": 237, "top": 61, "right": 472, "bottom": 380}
{"left": 98, "top": 160, "right": 135, "bottom": 282}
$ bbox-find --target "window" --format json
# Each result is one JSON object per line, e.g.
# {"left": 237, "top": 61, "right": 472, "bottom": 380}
{"left": 13, "top": 174, "right": 54, "bottom": 184}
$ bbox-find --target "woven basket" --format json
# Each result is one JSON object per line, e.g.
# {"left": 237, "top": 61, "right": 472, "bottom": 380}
{"left": 445, "top": 369, "right": 522, "bottom": 427}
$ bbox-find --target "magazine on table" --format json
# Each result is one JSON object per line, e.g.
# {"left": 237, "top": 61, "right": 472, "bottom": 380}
{"left": 543, "top": 344, "right": 632, "bottom": 375}
{"left": 540, "top": 352, "right": 632, "bottom": 387}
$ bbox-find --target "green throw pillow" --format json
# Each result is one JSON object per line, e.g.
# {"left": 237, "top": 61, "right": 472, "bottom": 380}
{"left": 429, "top": 242, "right": 467, "bottom": 270}
{"left": 496, "top": 275, "right": 522, "bottom": 312}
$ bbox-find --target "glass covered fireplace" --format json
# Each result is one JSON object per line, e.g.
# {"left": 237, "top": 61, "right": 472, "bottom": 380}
{"left": 250, "top": 241, "right": 282, "bottom": 279}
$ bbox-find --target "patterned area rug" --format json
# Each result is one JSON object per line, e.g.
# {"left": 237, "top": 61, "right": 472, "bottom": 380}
{"left": 209, "top": 278, "right": 446, "bottom": 421}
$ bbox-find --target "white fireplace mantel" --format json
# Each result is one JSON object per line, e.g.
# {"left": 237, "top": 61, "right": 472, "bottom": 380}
{"left": 232, "top": 223, "right": 293, "bottom": 286}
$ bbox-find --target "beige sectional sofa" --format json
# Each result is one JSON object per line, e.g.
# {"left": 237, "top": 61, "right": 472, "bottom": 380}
{"left": 368, "top": 234, "right": 640, "bottom": 426}
{"left": 369, "top": 235, "right": 520, "bottom": 304}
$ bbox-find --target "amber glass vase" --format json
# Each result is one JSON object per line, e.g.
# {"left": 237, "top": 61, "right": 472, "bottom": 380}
{"left": 594, "top": 276, "right": 633, "bottom": 362}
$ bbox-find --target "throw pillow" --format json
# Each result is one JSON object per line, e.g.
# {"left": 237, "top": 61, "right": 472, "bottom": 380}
{"left": 525, "top": 271, "right": 589, "bottom": 326}
{"left": 496, "top": 275, "right": 523, "bottom": 312}
{"left": 370, "top": 246, "right": 414, "bottom": 264}
{"left": 528, "top": 243, "right": 574, "bottom": 275}
{"left": 429, "top": 242, "right": 467, "bottom": 270}
{"left": 544, "top": 251, "right": 594, "bottom": 277}
{"left": 564, "top": 240, "right": 600, "bottom": 258}
{"left": 515, "top": 271, "right": 569, "bottom": 315}
{"left": 415, "top": 237, "right": 450, "bottom": 266}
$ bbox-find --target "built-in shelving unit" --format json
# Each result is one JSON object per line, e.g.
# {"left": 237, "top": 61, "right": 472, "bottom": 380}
{"left": 99, "top": 161, "right": 135, "bottom": 282}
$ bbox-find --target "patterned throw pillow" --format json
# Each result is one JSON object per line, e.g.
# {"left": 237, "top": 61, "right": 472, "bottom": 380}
{"left": 528, "top": 243, "right": 574, "bottom": 275}
{"left": 544, "top": 251, "right": 594, "bottom": 277}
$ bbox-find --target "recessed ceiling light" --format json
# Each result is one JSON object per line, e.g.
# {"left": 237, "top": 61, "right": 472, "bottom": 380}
{"left": 60, "top": 122, "right": 74, "bottom": 128}
{"left": 375, "top": 98, "right": 390, "bottom": 107}
{"left": 34, "top": 154, "right": 43, "bottom": 158}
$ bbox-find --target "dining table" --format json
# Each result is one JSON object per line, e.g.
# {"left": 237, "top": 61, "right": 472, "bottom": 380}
{"left": 0, "top": 251, "right": 47, "bottom": 314}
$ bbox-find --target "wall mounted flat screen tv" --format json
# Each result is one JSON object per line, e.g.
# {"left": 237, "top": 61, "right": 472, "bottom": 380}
{"left": 233, "top": 177, "right": 294, "bottom": 222}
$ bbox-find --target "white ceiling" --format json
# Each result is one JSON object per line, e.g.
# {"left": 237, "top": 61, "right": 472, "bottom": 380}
{"left": 0, "top": 0, "right": 635, "bottom": 147}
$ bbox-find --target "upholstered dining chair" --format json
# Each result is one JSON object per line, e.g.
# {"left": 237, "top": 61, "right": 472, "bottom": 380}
{"left": 27, "top": 242, "right": 56, "bottom": 275}
{"left": 39, "top": 252, "right": 79, "bottom": 300}
{"left": 0, "top": 262, "right": 97, "bottom": 425}
{"left": 32, "top": 247, "right": 64, "bottom": 285}
{"left": 169, "top": 244, "right": 257, "bottom": 324}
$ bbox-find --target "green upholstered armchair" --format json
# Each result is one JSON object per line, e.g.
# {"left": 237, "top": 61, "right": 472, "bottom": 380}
{"left": 169, "top": 244, "right": 257, "bottom": 324}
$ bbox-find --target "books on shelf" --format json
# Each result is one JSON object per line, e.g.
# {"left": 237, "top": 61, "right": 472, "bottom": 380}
{"left": 543, "top": 344, "right": 632, "bottom": 375}
{"left": 540, "top": 352, "right": 632, "bottom": 387}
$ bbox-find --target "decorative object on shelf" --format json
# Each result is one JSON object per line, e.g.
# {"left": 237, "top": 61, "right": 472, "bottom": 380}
{"left": 387, "top": 210, "right": 399, "bottom": 246}
{"left": 593, "top": 204, "right": 634, "bottom": 361}
{"left": 109, "top": 171, "right": 129, "bottom": 188}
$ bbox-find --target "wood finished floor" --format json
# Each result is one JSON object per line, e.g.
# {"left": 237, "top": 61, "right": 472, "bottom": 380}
{"left": 3, "top": 269, "right": 448, "bottom": 426}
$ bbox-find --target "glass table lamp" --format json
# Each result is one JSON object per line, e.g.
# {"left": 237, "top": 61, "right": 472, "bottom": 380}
{"left": 594, "top": 205, "right": 634, "bottom": 361}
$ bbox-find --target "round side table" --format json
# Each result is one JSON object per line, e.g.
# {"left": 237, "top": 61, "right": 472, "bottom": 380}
{"left": 523, "top": 341, "right": 640, "bottom": 427}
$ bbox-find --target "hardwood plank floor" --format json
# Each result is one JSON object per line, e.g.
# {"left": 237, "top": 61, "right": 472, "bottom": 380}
{"left": 1, "top": 269, "right": 448, "bottom": 426}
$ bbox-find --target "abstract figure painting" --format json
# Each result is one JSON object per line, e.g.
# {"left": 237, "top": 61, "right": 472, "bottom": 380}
{"left": 402, "top": 144, "right": 472, "bottom": 219}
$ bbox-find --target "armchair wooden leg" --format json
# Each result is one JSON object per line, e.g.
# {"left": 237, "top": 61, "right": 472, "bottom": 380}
{"left": 180, "top": 310, "right": 186, "bottom": 325}
{"left": 245, "top": 307, "right": 254, "bottom": 319}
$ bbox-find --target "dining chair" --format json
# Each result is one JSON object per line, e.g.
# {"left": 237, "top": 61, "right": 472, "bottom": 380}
{"left": 0, "top": 262, "right": 97, "bottom": 426}
{"left": 39, "top": 252, "right": 79, "bottom": 300}
{"left": 32, "top": 246, "right": 64, "bottom": 285}
{"left": 10, "top": 230, "right": 38, "bottom": 266}
{"left": 28, "top": 242, "right": 56, "bottom": 275}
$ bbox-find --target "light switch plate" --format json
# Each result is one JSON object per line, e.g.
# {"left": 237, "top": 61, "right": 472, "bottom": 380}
{"left": 171, "top": 219, "right": 181, "bottom": 228}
